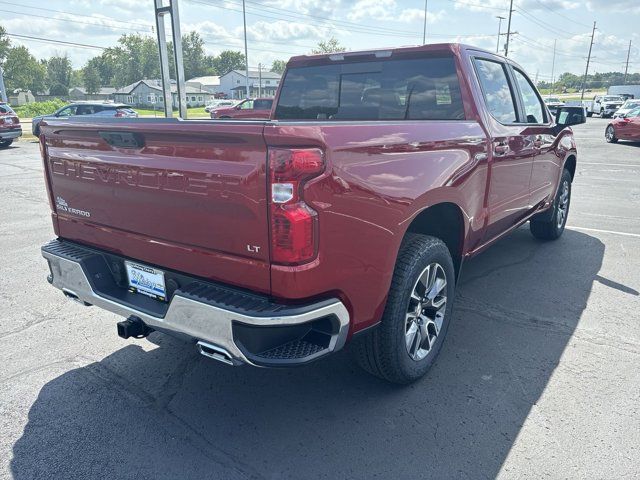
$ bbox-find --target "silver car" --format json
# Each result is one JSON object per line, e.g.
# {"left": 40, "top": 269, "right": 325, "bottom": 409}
{"left": 32, "top": 103, "right": 138, "bottom": 136}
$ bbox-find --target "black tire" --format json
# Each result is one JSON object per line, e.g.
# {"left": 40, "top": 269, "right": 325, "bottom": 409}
{"left": 586, "top": 111, "right": 593, "bottom": 117}
{"left": 0, "top": 139, "right": 13, "bottom": 148}
{"left": 600, "top": 108, "right": 605, "bottom": 117}
{"left": 530, "top": 168, "right": 572, "bottom": 241}
{"left": 353, "top": 234, "right": 455, "bottom": 384}
{"left": 605, "top": 124, "right": 618, "bottom": 143}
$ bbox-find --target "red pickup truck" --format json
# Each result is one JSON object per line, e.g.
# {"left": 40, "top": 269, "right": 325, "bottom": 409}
{"left": 39, "top": 44, "right": 585, "bottom": 383}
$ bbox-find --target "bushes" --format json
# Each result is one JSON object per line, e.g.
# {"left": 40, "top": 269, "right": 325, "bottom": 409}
{"left": 13, "top": 99, "right": 67, "bottom": 118}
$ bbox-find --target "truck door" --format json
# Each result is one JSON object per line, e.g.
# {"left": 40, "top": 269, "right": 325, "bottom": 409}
{"left": 472, "top": 57, "right": 536, "bottom": 242}
{"left": 510, "top": 66, "right": 559, "bottom": 207}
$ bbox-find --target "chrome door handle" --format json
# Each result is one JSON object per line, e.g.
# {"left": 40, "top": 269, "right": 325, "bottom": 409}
{"left": 493, "top": 141, "right": 509, "bottom": 156}
{"left": 533, "top": 135, "right": 543, "bottom": 148}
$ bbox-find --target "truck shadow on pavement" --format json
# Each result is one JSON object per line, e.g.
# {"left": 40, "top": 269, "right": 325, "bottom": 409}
{"left": 12, "top": 228, "right": 618, "bottom": 479}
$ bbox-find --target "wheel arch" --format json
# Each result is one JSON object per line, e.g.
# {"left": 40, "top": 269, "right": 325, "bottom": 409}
{"left": 563, "top": 154, "right": 577, "bottom": 181}
{"left": 403, "top": 202, "right": 466, "bottom": 281}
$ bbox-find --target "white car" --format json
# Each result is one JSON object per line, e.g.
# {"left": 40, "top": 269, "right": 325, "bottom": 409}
{"left": 204, "top": 100, "right": 239, "bottom": 113}
{"left": 613, "top": 99, "right": 640, "bottom": 118}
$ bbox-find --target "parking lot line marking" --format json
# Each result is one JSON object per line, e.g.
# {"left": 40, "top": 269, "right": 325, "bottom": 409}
{"left": 567, "top": 226, "right": 640, "bottom": 239}
{"left": 580, "top": 162, "right": 640, "bottom": 167}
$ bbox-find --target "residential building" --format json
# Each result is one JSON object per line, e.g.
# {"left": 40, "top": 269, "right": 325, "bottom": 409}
{"left": 114, "top": 80, "right": 216, "bottom": 108}
{"left": 7, "top": 90, "right": 35, "bottom": 106}
{"left": 219, "top": 70, "right": 282, "bottom": 99}
{"left": 69, "top": 87, "right": 116, "bottom": 102}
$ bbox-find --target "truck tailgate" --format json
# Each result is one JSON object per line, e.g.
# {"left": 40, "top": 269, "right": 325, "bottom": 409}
{"left": 41, "top": 119, "right": 271, "bottom": 294}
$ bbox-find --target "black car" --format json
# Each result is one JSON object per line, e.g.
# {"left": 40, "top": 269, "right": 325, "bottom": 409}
{"left": 32, "top": 103, "right": 138, "bottom": 136}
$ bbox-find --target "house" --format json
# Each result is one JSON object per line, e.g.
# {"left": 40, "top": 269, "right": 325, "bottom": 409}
{"left": 8, "top": 90, "right": 36, "bottom": 106}
{"left": 113, "top": 80, "right": 216, "bottom": 108}
{"left": 69, "top": 87, "right": 116, "bottom": 102}
{"left": 186, "top": 76, "right": 221, "bottom": 93}
{"left": 218, "top": 70, "right": 282, "bottom": 99}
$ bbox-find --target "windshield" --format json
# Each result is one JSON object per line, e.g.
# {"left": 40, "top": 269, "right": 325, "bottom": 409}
{"left": 604, "top": 96, "right": 623, "bottom": 102}
{"left": 622, "top": 100, "right": 640, "bottom": 109}
{"left": 545, "top": 97, "right": 560, "bottom": 103}
{"left": 275, "top": 56, "right": 464, "bottom": 121}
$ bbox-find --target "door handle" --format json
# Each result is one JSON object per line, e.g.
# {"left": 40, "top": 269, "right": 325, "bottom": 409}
{"left": 533, "top": 135, "right": 544, "bottom": 148}
{"left": 493, "top": 141, "right": 509, "bottom": 156}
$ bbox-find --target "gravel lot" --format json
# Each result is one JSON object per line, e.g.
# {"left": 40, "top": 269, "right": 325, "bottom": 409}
{"left": 1, "top": 118, "right": 638, "bottom": 479}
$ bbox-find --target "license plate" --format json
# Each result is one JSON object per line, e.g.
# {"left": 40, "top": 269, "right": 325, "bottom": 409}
{"left": 125, "top": 261, "right": 166, "bottom": 301}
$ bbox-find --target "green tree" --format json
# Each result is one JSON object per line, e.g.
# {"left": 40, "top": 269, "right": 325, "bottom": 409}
{"left": 3, "top": 45, "right": 46, "bottom": 93}
{"left": 213, "top": 50, "right": 245, "bottom": 75}
{"left": 46, "top": 54, "right": 73, "bottom": 96}
{"left": 110, "top": 34, "right": 160, "bottom": 87}
{"left": 271, "top": 60, "right": 286, "bottom": 74}
{"left": 181, "top": 31, "right": 208, "bottom": 79}
{"left": 0, "top": 25, "right": 10, "bottom": 64}
{"left": 82, "top": 58, "right": 102, "bottom": 94}
{"left": 311, "top": 37, "right": 346, "bottom": 54}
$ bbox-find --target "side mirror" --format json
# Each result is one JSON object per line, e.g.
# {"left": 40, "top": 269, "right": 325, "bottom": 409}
{"left": 555, "top": 106, "right": 586, "bottom": 128}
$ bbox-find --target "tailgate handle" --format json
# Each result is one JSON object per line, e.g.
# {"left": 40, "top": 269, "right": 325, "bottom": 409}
{"left": 99, "top": 131, "right": 144, "bottom": 149}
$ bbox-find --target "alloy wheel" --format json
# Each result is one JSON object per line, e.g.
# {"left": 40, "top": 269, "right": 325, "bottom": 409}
{"left": 557, "top": 180, "right": 570, "bottom": 229}
{"left": 405, "top": 263, "right": 447, "bottom": 361}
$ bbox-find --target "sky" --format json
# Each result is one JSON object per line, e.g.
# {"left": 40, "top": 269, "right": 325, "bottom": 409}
{"left": 1, "top": 0, "right": 639, "bottom": 83}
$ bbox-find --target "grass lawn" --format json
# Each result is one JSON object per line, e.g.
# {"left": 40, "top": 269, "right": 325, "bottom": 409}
{"left": 136, "top": 107, "right": 209, "bottom": 118}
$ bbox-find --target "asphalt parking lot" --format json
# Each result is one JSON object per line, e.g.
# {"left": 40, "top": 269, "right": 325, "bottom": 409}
{"left": 1, "top": 118, "right": 638, "bottom": 479}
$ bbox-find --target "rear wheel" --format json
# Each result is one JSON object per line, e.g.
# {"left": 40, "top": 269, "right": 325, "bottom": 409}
{"left": 0, "top": 139, "right": 13, "bottom": 148}
{"left": 605, "top": 125, "right": 618, "bottom": 143}
{"left": 353, "top": 234, "right": 455, "bottom": 384}
{"left": 530, "top": 168, "right": 572, "bottom": 241}
{"left": 586, "top": 110, "right": 593, "bottom": 117}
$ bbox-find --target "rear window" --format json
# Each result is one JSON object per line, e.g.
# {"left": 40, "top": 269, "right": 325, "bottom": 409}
{"left": 0, "top": 104, "right": 15, "bottom": 114}
{"left": 274, "top": 56, "right": 465, "bottom": 121}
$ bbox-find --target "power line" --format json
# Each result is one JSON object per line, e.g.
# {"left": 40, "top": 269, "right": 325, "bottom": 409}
{"left": 6, "top": 32, "right": 106, "bottom": 50}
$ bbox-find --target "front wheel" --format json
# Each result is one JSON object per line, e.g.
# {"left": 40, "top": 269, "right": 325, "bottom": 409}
{"left": 605, "top": 125, "right": 618, "bottom": 143}
{"left": 0, "top": 139, "right": 13, "bottom": 148}
{"left": 530, "top": 168, "right": 572, "bottom": 241}
{"left": 353, "top": 234, "right": 455, "bottom": 384}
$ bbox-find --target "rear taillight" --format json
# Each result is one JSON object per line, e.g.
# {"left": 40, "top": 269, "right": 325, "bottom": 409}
{"left": 269, "top": 148, "right": 325, "bottom": 265}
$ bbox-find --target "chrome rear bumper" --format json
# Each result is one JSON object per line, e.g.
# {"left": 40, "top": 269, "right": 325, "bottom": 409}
{"left": 42, "top": 240, "right": 350, "bottom": 366}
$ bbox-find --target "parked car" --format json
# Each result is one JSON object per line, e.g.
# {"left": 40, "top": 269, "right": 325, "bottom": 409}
{"left": 613, "top": 99, "right": 640, "bottom": 118}
{"left": 210, "top": 98, "right": 273, "bottom": 119}
{"left": 605, "top": 107, "right": 640, "bottom": 143}
{"left": 0, "top": 103, "right": 22, "bottom": 148}
{"left": 32, "top": 103, "right": 138, "bottom": 136}
{"left": 39, "top": 43, "right": 585, "bottom": 384}
{"left": 204, "top": 99, "right": 238, "bottom": 113}
{"left": 586, "top": 95, "right": 625, "bottom": 118}
{"left": 544, "top": 96, "right": 565, "bottom": 115}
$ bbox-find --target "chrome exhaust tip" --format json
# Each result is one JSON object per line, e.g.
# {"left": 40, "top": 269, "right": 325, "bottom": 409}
{"left": 196, "top": 341, "right": 235, "bottom": 366}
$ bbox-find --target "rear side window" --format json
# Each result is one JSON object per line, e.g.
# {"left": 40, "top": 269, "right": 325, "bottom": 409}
{"left": 474, "top": 58, "right": 518, "bottom": 124}
{"left": 274, "top": 56, "right": 465, "bottom": 121}
{"left": 254, "top": 99, "right": 273, "bottom": 110}
{"left": 0, "top": 104, "right": 15, "bottom": 114}
{"left": 513, "top": 69, "right": 546, "bottom": 123}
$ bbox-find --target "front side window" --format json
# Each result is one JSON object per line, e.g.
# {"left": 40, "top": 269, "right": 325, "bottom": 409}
{"left": 474, "top": 58, "right": 518, "bottom": 124}
{"left": 254, "top": 99, "right": 273, "bottom": 110}
{"left": 275, "top": 56, "right": 464, "bottom": 121}
{"left": 513, "top": 69, "right": 545, "bottom": 124}
{"left": 238, "top": 100, "right": 254, "bottom": 109}
{"left": 57, "top": 106, "right": 78, "bottom": 117}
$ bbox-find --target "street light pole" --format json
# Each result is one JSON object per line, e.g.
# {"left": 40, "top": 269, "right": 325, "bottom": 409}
{"left": 242, "top": 0, "right": 250, "bottom": 99}
{"left": 550, "top": 39, "right": 557, "bottom": 94}
{"left": 422, "top": 0, "right": 428, "bottom": 44}
{"left": 580, "top": 21, "right": 597, "bottom": 102}
{"left": 496, "top": 16, "right": 505, "bottom": 54}
{"left": 623, "top": 40, "right": 632, "bottom": 84}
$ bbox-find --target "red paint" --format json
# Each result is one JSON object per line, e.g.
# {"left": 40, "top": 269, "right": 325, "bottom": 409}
{"left": 40, "top": 44, "right": 578, "bottom": 335}
{"left": 608, "top": 113, "right": 640, "bottom": 141}
{"left": 0, "top": 103, "right": 22, "bottom": 140}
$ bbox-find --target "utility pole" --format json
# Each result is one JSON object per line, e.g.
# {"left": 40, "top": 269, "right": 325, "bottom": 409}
{"left": 550, "top": 39, "right": 557, "bottom": 94}
{"left": 258, "top": 63, "right": 262, "bottom": 97}
{"left": 504, "top": 0, "right": 514, "bottom": 57}
{"left": 496, "top": 16, "right": 505, "bottom": 54}
{"left": 623, "top": 40, "right": 632, "bottom": 84}
{"left": 422, "top": 0, "right": 428, "bottom": 44}
{"left": 242, "top": 0, "right": 250, "bottom": 99}
{"left": 0, "top": 64, "right": 7, "bottom": 103}
{"left": 580, "top": 21, "right": 597, "bottom": 101}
